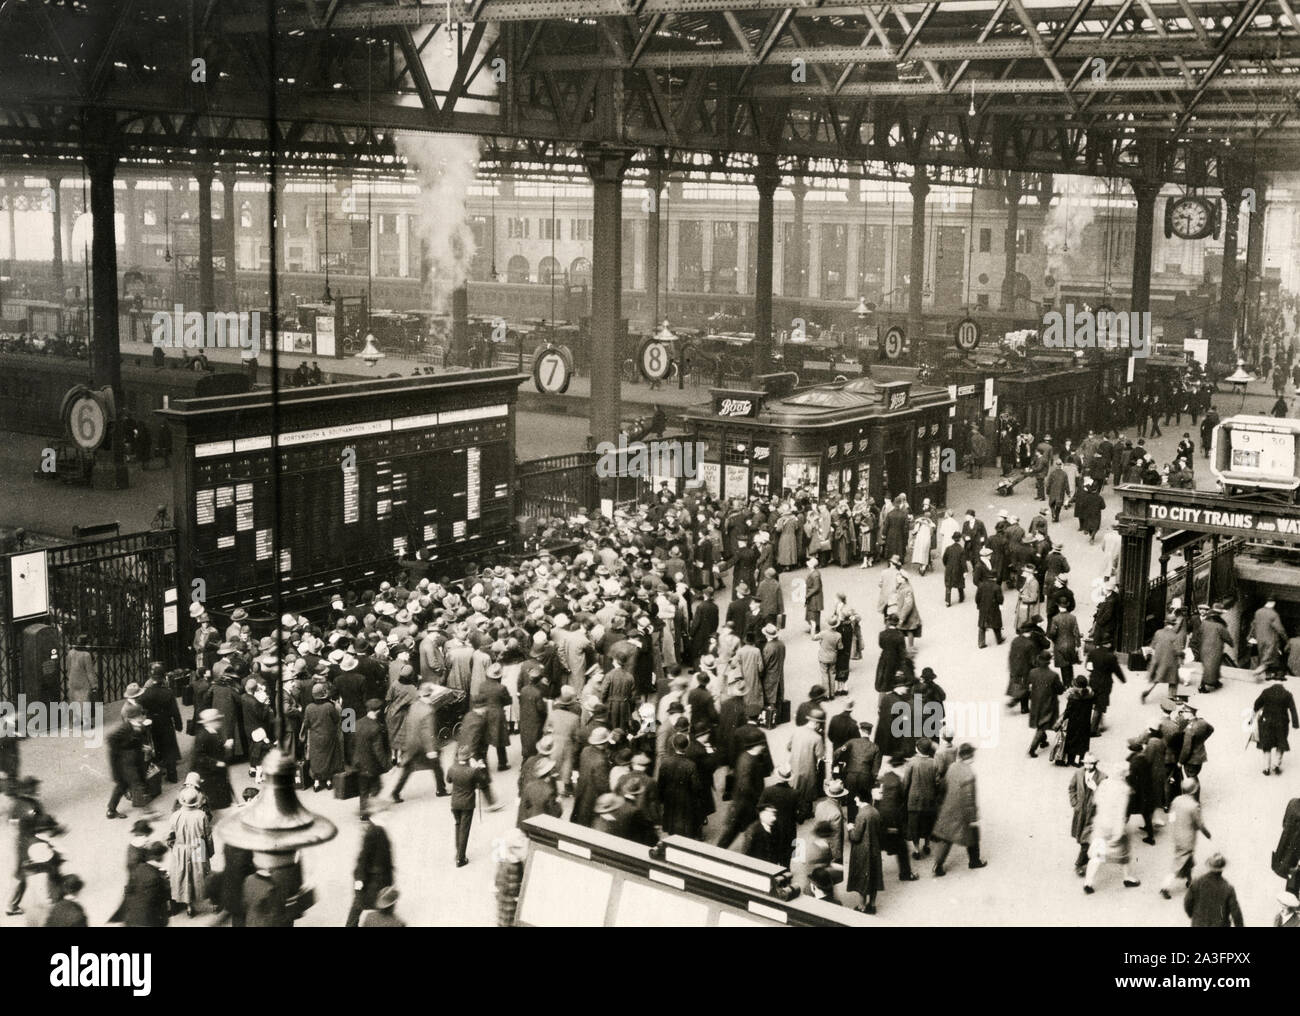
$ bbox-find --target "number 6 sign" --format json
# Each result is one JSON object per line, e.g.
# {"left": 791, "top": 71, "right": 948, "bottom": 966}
{"left": 532, "top": 345, "right": 573, "bottom": 394}
{"left": 60, "top": 384, "right": 111, "bottom": 451}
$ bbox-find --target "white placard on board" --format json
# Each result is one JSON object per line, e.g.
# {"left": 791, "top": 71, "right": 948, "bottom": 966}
{"left": 9, "top": 551, "right": 49, "bottom": 620}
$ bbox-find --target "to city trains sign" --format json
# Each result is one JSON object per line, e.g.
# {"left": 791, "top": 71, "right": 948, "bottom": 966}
{"left": 1144, "top": 502, "right": 1300, "bottom": 538}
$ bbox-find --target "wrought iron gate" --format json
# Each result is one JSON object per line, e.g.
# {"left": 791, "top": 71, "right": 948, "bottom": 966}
{"left": 1144, "top": 535, "right": 1241, "bottom": 643}
{"left": 0, "top": 529, "right": 178, "bottom": 703}
{"left": 515, "top": 451, "right": 600, "bottom": 521}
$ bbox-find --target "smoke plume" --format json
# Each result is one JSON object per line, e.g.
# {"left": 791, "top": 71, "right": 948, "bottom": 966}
{"left": 391, "top": 23, "right": 499, "bottom": 314}
{"left": 1041, "top": 176, "right": 1097, "bottom": 284}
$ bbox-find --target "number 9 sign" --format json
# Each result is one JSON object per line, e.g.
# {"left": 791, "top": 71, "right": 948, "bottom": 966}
{"left": 883, "top": 326, "right": 905, "bottom": 360}
{"left": 532, "top": 345, "right": 573, "bottom": 394}
{"left": 638, "top": 337, "right": 672, "bottom": 382}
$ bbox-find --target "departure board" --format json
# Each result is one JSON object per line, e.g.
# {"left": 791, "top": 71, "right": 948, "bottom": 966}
{"left": 162, "top": 371, "right": 524, "bottom": 611}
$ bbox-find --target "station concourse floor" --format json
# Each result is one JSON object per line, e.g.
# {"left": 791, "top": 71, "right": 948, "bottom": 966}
{"left": 2, "top": 384, "right": 1298, "bottom": 927}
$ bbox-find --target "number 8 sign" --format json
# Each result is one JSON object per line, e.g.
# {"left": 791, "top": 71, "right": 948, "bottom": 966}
{"left": 532, "top": 346, "right": 573, "bottom": 394}
{"left": 638, "top": 337, "right": 672, "bottom": 382}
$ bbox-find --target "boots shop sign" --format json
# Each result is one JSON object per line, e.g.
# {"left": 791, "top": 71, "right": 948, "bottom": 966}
{"left": 712, "top": 390, "right": 762, "bottom": 418}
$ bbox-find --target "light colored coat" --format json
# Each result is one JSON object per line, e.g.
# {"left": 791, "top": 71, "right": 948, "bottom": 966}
{"left": 167, "top": 806, "right": 211, "bottom": 905}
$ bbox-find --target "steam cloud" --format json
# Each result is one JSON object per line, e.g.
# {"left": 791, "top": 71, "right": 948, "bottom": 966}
{"left": 391, "top": 23, "right": 499, "bottom": 315}
{"left": 1041, "top": 176, "right": 1097, "bottom": 285}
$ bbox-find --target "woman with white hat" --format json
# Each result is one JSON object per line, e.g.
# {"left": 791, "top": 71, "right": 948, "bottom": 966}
{"left": 167, "top": 786, "right": 211, "bottom": 917}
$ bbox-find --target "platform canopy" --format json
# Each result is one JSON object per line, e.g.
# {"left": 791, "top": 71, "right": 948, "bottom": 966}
{"left": 0, "top": 0, "right": 1298, "bottom": 183}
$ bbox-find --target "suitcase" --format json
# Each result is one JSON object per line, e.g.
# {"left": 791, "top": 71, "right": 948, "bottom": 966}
{"left": 1128, "top": 650, "right": 1149, "bottom": 671}
{"left": 333, "top": 768, "right": 360, "bottom": 800}
{"left": 133, "top": 765, "right": 163, "bottom": 806}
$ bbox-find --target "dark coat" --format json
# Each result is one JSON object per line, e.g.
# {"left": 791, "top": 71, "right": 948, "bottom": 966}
{"left": 942, "top": 542, "right": 967, "bottom": 588}
{"left": 107, "top": 722, "right": 147, "bottom": 787}
{"left": 740, "top": 819, "right": 779, "bottom": 863}
{"left": 242, "top": 871, "right": 292, "bottom": 927}
{"left": 301, "top": 701, "right": 344, "bottom": 781}
{"left": 189, "top": 727, "right": 233, "bottom": 809}
{"left": 875, "top": 690, "right": 912, "bottom": 758}
{"left": 1184, "top": 872, "right": 1243, "bottom": 927}
{"left": 875, "top": 628, "right": 907, "bottom": 692}
{"left": 572, "top": 744, "right": 612, "bottom": 827}
{"left": 932, "top": 760, "right": 978, "bottom": 846}
{"left": 804, "top": 569, "right": 824, "bottom": 613}
{"left": 459, "top": 708, "right": 490, "bottom": 760}
{"left": 975, "top": 579, "right": 1003, "bottom": 629}
{"left": 716, "top": 696, "right": 749, "bottom": 765}
{"left": 209, "top": 680, "right": 247, "bottom": 761}
{"left": 137, "top": 684, "right": 182, "bottom": 768}
{"left": 353, "top": 715, "right": 390, "bottom": 778}
{"left": 835, "top": 737, "right": 881, "bottom": 800}
{"left": 1027, "top": 667, "right": 1064, "bottom": 729}
{"left": 883, "top": 509, "right": 910, "bottom": 560}
{"left": 479, "top": 682, "right": 511, "bottom": 749}
{"left": 1253, "top": 684, "right": 1298, "bottom": 753}
{"left": 758, "top": 781, "right": 798, "bottom": 867}
{"left": 121, "top": 862, "right": 170, "bottom": 927}
{"left": 517, "top": 682, "right": 549, "bottom": 761}
{"left": 603, "top": 668, "right": 639, "bottom": 734}
{"left": 657, "top": 753, "right": 704, "bottom": 836}
{"left": 847, "top": 803, "right": 885, "bottom": 896}
{"left": 1272, "top": 797, "right": 1300, "bottom": 879}
{"left": 688, "top": 600, "right": 719, "bottom": 660}
{"left": 1086, "top": 646, "right": 1126, "bottom": 708}
{"left": 517, "top": 776, "right": 562, "bottom": 828}
{"left": 447, "top": 759, "right": 490, "bottom": 810}
{"left": 353, "top": 822, "right": 394, "bottom": 900}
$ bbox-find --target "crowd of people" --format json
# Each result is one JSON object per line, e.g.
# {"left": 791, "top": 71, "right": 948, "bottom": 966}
{"left": 5, "top": 401, "right": 1300, "bottom": 925}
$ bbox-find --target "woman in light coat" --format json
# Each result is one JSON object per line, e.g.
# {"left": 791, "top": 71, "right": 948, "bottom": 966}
{"left": 893, "top": 574, "right": 922, "bottom": 648}
{"left": 66, "top": 638, "right": 98, "bottom": 704}
{"left": 167, "top": 787, "right": 211, "bottom": 917}
{"left": 910, "top": 506, "right": 936, "bottom": 575}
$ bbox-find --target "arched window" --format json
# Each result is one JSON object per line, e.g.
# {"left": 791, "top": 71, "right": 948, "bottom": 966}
{"left": 569, "top": 257, "right": 591, "bottom": 286}
{"left": 142, "top": 203, "right": 157, "bottom": 227}
{"left": 240, "top": 201, "right": 253, "bottom": 228}
{"left": 506, "top": 254, "right": 530, "bottom": 284}
{"left": 538, "top": 256, "right": 561, "bottom": 284}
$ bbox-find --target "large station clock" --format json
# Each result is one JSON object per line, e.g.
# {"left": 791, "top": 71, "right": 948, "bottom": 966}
{"left": 1164, "top": 195, "right": 1217, "bottom": 240}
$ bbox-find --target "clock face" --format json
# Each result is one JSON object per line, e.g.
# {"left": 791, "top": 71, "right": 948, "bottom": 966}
{"left": 1170, "top": 197, "right": 1210, "bottom": 239}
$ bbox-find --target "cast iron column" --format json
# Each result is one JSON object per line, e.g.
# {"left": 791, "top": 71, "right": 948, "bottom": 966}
{"left": 753, "top": 153, "right": 779, "bottom": 377}
{"left": 908, "top": 166, "right": 929, "bottom": 360}
{"left": 48, "top": 175, "right": 63, "bottom": 297}
{"left": 788, "top": 177, "right": 808, "bottom": 301}
{"left": 1116, "top": 520, "right": 1153, "bottom": 653}
{"left": 646, "top": 158, "right": 664, "bottom": 327}
{"left": 196, "top": 165, "right": 215, "bottom": 313}
{"left": 1244, "top": 175, "right": 1268, "bottom": 359}
{"left": 84, "top": 138, "right": 128, "bottom": 489}
{"left": 582, "top": 143, "right": 632, "bottom": 447}
{"left": 1218, "top": 167, "right": 1244, "bottom": 360}
{"left": 1131, "top": 179, "right": 1159, "bottom": 391}
{"left": 1000, "top": 172, "right": 1022, "bottom": 312}
{"left": 221, "top": 168, "right": 238, "bottom": 309}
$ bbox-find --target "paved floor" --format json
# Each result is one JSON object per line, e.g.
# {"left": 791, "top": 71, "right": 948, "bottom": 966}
{"left": 3, "top": 389, "right": 1296, "bottom": 926}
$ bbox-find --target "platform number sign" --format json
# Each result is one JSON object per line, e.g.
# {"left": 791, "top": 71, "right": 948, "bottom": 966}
{"left": 954, "top": 318, "right": 981, "bottom": 352}
{"left": 883, "top": 326, "right": 905, "bottom": 360}
{"left": 532, "top": 345, "right": 573, "bottom": 394}
{"left": 67, "top": 392, "right": 108, "bottom": 450}
{"left": 638, "top": 337, "right": 672, "bottom": 383}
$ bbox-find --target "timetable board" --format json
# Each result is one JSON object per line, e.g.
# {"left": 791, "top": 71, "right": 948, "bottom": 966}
{"left": 161, "top": 370, "right": 525, "bottom": 610}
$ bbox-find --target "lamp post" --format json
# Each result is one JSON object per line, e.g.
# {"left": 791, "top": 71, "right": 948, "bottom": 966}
{"left": 215, "top": 749, "right": 337, "bottom": 925}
